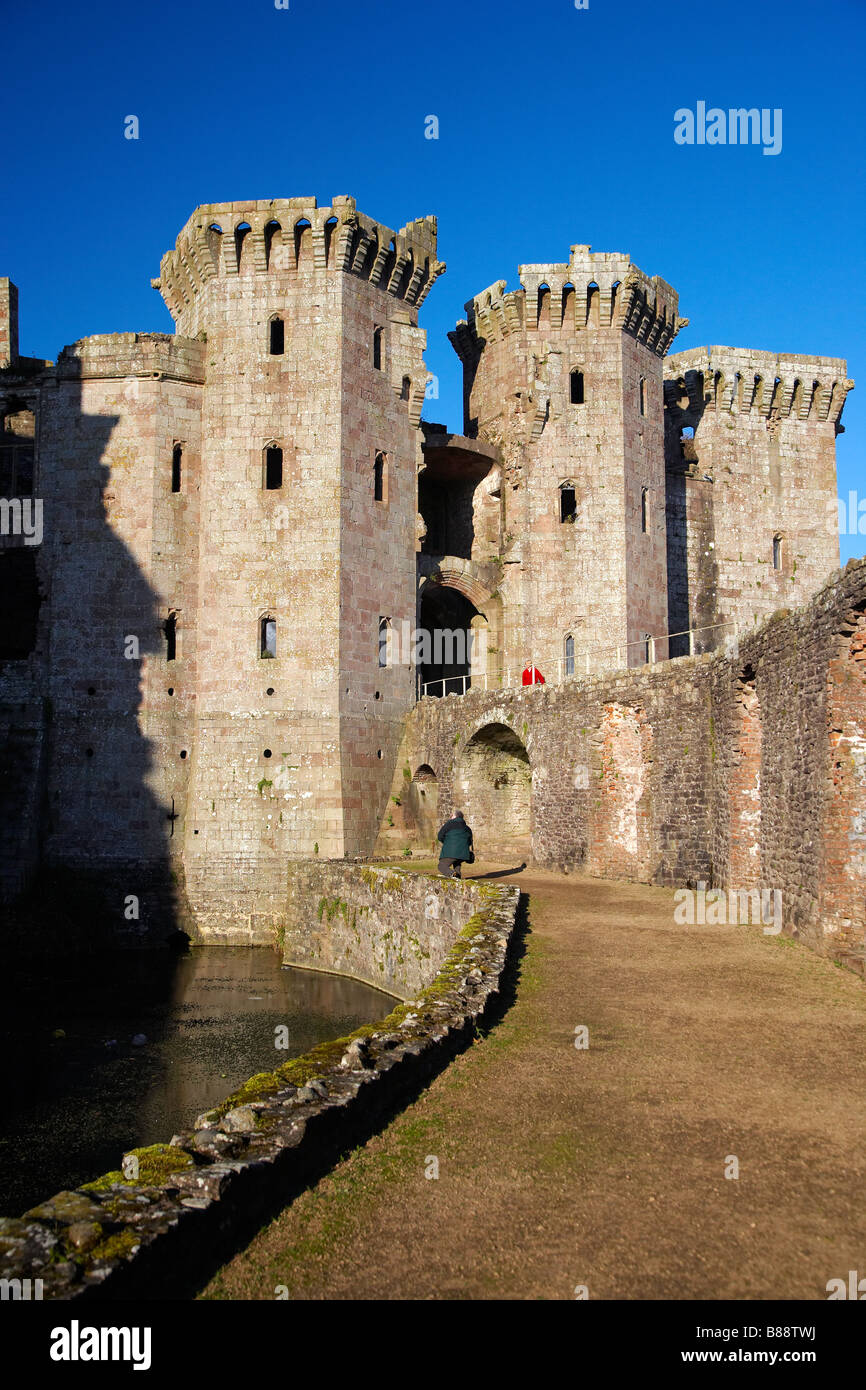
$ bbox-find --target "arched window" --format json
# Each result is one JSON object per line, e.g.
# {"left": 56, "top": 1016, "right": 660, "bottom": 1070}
{"left": 562, "top": 283, "right": 575, "bottom": 328}
{"left": 610, "top": 280, "right": 621, "bottom": 322}
{"left": 324, "top": 216, "right": 338, "bottom": 266}
{"left": 565, "top": 634, "right": 575, "bottom": 677}
{"left": 641, "top": 487, "right": 649, "bottom": 533}
{"left": 294, "top": 218, "right": 312, "bottom": 267}
{"left": 234, "top": 222, "right": 252, "bottom": 272}
{"left": 570, "top": 369, "right": 585, "bottom": 405}
{"left": 560, "top": 483, "right": 577, "bottom": 523}
{"left": 586, "top": 281, "right": 600, "bottom": 327}
{"left": 537, "top": 283, "right": 551, "bottom": 328}
{"left": 264, "top": 445, "right": 283, "bottom": 490}
{"left": 263, "top": 219, "right": 282, "bottom": 270}
{"left": 378, "top": 617, "right": 392, "bottom": 668}
{"left": 164, "top": 612, "right": 177, "bottom": 662}
{"left": 171, "top": 443, "right": 182, "bottom": 494}
{"left": 374, "top": 451, "right": 387, "bottom": 503}
{"left": 373, "top": 326, "right": 383, "bottom": 370}
{"left": 639, "top": 377, "right": 646, "bottom": 416}
{"left": 268, "top": 316, "right": 284, "bottom": 355}
{"left": 773, "top": 534, "right": 784, "bottom": 570}
{"left": 261, "top": 616, "right": 277, "bottom": 659}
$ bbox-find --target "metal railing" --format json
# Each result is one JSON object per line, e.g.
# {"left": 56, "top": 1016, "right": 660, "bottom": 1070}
{"left": 417, "top": 620, "right": 738, "bottom": 700}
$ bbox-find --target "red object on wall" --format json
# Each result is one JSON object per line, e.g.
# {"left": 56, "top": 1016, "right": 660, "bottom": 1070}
{"left": 522, "top": 666, "right": 545, "bottom": 686}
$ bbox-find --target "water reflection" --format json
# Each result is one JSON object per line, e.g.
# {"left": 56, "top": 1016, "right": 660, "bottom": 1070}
{"left": 0, "top": 947, "right": 395, "bottom": 1215}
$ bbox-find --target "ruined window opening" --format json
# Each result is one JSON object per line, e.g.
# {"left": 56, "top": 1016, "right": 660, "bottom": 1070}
{"left": 164, "top": 613, "right": 177, "bottom": 662}
{"left": 0, "top": 550, "right": 40, "bottom": 659}
{"left": 641, "top": 487, "right": 649, "bottom": 533}
{"left": 773, "top": 534, "right": 784, "bottom": 570}
{"left": 373, "top": 327, "right": 383, "bottom": 370}
{"left": 401, "top": 376, "right": 411, "bottom": 401}
{"left": 569, "top": 370, "right": 585, "bottom": 406}
{"left": 269, "top": 318, "right": 285, "bottom": 356}
{"left": 537, "top": 284, "right": 551, "bottom": 329}
{"left": 261, "top": 617, "right": 277, "bottom": 659}
{"left": 639, "top": 377, "right": 646, "bottom": 416}
{"left": 565, "top": 634, "right": 575, "bottom": 677}
{"left": 0, "top": 405, "right": 36, "bottom": 496}
{"left": 264, "top": 447, "right": 283, "bottom": 491}
{"left": 171, "top": 444, "right": 182, "bottom": 494}
{"left": 560, "top": 485, "right": 577, "bottom": 524}
{"left": 374, "top": 451, "right": 387, "bottom": 503}
{"left": 378, "top": 617, "right": 391, "bottom": 668}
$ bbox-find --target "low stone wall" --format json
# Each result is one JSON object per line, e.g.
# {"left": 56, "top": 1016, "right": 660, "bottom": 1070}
{"left": 0, "top": 879, "right": 520, "bottom": 1300}
{"left": 281, "top": 862, "right": 504, "bottom": 999}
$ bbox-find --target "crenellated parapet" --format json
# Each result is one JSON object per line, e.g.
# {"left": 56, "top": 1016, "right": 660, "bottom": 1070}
{"left": 153, "top": 197, "right": 445, "bottom": 324}
{"left": 449, "top": 245, "right": 686, "bottom": 362}
{"left": 664, "top": 346, "right": 854, "bottom": 429}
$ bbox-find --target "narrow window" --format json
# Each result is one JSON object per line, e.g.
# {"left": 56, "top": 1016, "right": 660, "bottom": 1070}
{"left": 773, "top": 535, "right": 783, "bottom": 570}
{"left": 378, "top": 617, "right": 391, "bottom": 668}
{"left": 164, "top": 613, "right": 177, "bottom": 662}
{"left": 264, "top": 447, "right": 283, "bottom": 490}
{"left": 565, "top": 634, "right": 575, "bottom": 677}
{"left": 269, "top": 317, "right": 284, "bottom": 355}
{"left": 374, "top": 451, "right": 386, "bottom": 503}
{"left": 171, "top": 444, "right": 182, "bottom": 494}
{"left": 641, "top": 487, "right": 648, "bottom": 533}
{"left": 373, "top": 327, "right": 383, "bottom": 370}
{"left": 639, "top": 377, "right": 646, "bottom": 416}
{"left": 261, "top": 617, "right": 277, "bottom": 659}
{"left": 560, "top": 485, "right": 577, "bottom": 523}
{"left": 570, "top": 370, "right": 585, "bottom": 405}
{"left": 401, "top": 376, "right": 411, "bottom": 400}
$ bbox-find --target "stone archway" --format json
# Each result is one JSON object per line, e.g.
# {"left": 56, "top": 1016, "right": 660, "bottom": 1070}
{"left": 455, "top": 723, "right": 531, "bottom": 861}
{"left": 418, "top": 557, "right": 503, "bottom": 695}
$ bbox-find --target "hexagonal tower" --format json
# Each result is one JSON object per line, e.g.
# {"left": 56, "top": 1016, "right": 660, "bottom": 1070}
{"left": 449, "top": 246, "right": 686, "bottom": 678}
{"left": 154, "top": 197, "right": 444, "bottom": 884}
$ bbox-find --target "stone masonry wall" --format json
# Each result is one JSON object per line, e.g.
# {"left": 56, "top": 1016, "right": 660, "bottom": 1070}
{"left": 387, "top": 559, "right": 866, "bottom": 969}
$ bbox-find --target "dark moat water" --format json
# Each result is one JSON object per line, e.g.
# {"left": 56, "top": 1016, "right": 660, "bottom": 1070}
{"left": 0, "top": 947, "right": 396, "bottom": 1216}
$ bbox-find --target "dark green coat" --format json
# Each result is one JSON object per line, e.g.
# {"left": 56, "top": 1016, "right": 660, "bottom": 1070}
{"left": 438, "top": 817, "right": 473, "bottom": 860}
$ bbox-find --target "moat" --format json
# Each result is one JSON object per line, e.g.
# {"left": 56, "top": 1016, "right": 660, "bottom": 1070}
{"left": 0, "top": 945, "right": 396, "bottom": 1216}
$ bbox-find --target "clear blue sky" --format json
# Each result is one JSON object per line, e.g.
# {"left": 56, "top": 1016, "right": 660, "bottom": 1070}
{"left": 2, "top": 0, "right": 864, "bottom": 560}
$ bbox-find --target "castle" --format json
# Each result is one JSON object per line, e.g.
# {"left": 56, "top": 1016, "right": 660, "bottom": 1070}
{"left": 0, "top": 196, "right": 858, "bottom": 948}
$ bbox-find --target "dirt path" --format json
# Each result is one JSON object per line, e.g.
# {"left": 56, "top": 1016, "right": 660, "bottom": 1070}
{"left": 203, "top": 869, "right": 866, "bottom": 1301}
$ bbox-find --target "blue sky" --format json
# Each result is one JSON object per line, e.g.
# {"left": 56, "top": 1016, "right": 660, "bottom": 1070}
{"left": 2, "top": 0, "right": 864, "bottom": 559}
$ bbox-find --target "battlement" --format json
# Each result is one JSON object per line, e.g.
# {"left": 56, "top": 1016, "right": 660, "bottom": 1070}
{"left": 153, "top": 196, "right": 446, "bottom": 323}
{"left": 449, "top": 245, "right": 686, "bottom": 362}
{"left": 664, "top": 346, "right": 854, "bottom": 426}
{"left": 55, "top": 332, "right": 206, "bottom": 383}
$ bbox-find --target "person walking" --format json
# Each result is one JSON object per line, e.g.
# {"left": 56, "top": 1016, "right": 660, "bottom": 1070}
{"left": 437, "top": 810, "right": 474, "bottom": 878}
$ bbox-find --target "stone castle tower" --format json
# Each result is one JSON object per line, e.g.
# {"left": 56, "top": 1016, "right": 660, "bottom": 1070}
{"left": 446, "top": 247, "right": 685, "bottom": 676}
{"left": 0, "top": 197, "right": 853, "bottom": 931}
